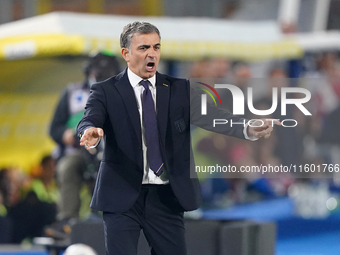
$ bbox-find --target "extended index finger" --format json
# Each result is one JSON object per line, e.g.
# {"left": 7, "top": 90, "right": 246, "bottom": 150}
{"left": 265, "top": 119, "right": 281, "bottom": 126}
{"left": 272, "top": 119, "right": 281, "bottom": 126}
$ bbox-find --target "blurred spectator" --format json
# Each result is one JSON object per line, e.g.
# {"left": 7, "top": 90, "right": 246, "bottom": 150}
{"left": 254, "top": 67, "right": 303, "bottom": 167}
{"left": 30, "top": 155, "right": 58, "bottom": 203}
{"left": 0, "top": 169, "right": 13, "bottom": 243}
{"left": 8, "top": 155, "right": 58, "bottom": 243}
{"left": 48, "top": 51, "right": 121, "bottom": 239}
{"left": 310, "top": 53, "right": 340, "bottom": 145}
{"left": 300, "top": 53, "right": 340, "bottom": 173}
{"left": 189, "top": 59, "right": 211, "bottom": 78}
{"left": 0, "top": 169, "right": 11, "bottom": 209}
{"left": 4, "top": 167, "right": 30, "bottom": 208}
{"left": 322, "top": 104, "right": 340, "bottom": 145}
{"left": 190, "top": 58, "right": 231, "bottom": 81}
{"left": 207, "top": 58, "right": 231, "bottom": 81}
{"left": 303, "top": 52, "right": 340, "bottom": 116}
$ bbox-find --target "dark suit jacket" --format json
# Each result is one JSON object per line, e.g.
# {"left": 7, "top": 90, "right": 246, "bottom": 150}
{"left": 77, "top": 69, "right": 246, "bottom": 213}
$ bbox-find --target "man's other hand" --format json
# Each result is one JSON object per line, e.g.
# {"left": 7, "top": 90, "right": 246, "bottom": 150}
{"left": 247, "top": 119, "right": 281, "bottom": 139}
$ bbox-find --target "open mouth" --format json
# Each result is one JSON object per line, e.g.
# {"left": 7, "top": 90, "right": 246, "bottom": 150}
{"left": 146, "top": 62, "right": 155, "bottom": 71}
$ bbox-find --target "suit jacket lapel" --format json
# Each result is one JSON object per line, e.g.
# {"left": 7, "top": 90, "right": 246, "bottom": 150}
{"left": 115, "top": 70, "right": 142, "bottom": 144}
{"left": 156, "top": 72, "right": 170, "bottom": 147}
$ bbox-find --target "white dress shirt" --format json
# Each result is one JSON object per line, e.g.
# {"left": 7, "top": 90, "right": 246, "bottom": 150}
{"left": 127, "top": 68, "right": 169, "bottom": 184}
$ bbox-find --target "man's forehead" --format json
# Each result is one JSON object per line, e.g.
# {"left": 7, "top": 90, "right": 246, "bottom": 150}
{"left": 132, "top": 32, "right": 160, "bottom": 44}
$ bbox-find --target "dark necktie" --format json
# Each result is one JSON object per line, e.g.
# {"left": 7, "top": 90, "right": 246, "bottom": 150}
{"left": 140, "top": 80, "right": 164, "bottom": 176}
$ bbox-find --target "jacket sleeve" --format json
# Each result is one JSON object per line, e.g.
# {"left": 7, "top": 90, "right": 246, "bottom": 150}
{"left": 188, "top": 80, "right": 247, "bottom": 140}
{"left": 77, "top": 82, "right": 107, "bottom": 138}
{"left": 49, "top": 88, "right": 70, "bottom": 145}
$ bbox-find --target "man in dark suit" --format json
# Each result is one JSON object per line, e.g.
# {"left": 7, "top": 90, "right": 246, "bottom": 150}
{"left": 77, "top": 21, "right": 278, "bottom": 255}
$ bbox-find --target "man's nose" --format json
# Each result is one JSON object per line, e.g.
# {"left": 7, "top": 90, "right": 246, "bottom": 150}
{"left": 147, "top": 48, "right": 156, "bottom": 57}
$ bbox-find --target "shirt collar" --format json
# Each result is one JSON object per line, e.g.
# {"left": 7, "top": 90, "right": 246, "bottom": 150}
{"left": 127, "top": 68, "right": 156, "bottom": 89}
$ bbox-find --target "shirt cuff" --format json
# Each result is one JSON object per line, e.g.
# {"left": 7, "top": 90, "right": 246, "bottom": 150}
{"left": 243, "top": 120, "right": 259, "bottom": 141}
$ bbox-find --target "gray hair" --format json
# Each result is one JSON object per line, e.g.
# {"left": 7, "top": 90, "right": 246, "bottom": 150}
{"left": 120, "top": 21, "right": 161, "bottom": 49}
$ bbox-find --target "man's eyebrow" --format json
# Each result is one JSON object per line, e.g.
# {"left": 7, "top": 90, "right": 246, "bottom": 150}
{"left": 138, "top": 44, "right": 151, "bottom": 48}
{"left": 138, "top": 43, "right": 161, "bottom": 49}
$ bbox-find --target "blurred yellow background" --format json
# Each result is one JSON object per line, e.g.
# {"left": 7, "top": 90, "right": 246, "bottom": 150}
{"left": 0, "top": 57, "right": 85, "bottom": 171}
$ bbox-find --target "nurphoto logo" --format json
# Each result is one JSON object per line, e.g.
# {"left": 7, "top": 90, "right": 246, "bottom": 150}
{"left": 199, "top": 83, "right": 311, "bottom": 128}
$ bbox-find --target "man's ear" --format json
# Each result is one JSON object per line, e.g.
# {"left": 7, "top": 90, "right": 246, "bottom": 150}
{"left": 121, "top": 48, "right": 130, "bottom": 62}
